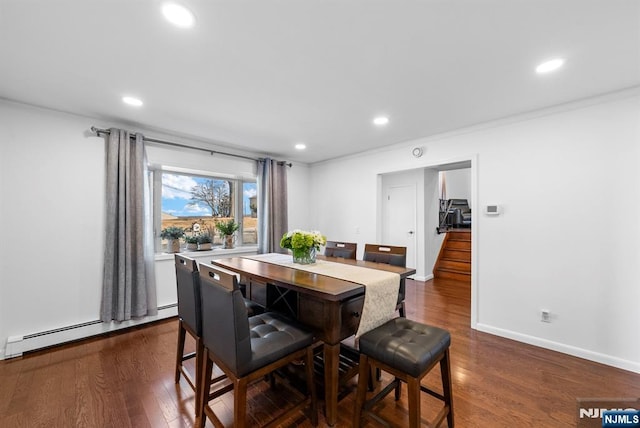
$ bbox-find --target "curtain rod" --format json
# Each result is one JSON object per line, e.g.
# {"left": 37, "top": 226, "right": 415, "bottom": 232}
{"left": 90, "top": 126, "right": 292, "bottom": 166}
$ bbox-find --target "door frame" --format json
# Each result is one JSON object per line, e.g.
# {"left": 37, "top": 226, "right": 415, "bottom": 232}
{"left": 375, "top": 154, "right": 479, "bottom": 330}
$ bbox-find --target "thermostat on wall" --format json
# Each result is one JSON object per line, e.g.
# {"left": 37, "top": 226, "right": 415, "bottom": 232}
{"left": 485, "top": 204, "right": 501, "bottom": 215}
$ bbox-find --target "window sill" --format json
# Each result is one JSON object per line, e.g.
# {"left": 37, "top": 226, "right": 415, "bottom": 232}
{"left": 154, "top": 245, "right": 258, "bottom": 261}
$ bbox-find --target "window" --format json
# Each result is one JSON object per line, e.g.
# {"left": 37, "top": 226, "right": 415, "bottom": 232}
{"left": 242, "top": 181, "right": 258, "bottom": 244}
{"left": 154, "top": 171, "right": 258, "bottom": 251}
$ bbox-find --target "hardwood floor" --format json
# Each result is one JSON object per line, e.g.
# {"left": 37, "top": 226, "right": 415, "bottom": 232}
{"left": 1, "top": 278, "right": 638, "bottom": 427}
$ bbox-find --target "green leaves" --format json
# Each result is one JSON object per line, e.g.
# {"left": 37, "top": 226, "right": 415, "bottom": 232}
{"left": 280, "top": 230, "right": 327, "bottom": 251}
{"left": 160, "top": 226, "right": 185, "bottom": 239}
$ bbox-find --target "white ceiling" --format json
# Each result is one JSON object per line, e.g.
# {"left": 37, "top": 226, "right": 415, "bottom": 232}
{"left": 1, "top": 0, "right": 638, "bottom": 163}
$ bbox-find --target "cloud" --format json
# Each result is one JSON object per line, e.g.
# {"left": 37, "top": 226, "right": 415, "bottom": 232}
{"left": 162, "top": 174, "right": 197, "bottom": 199}
{"left": 184, "top": 202, "right": 211, "bottom": 214}
{"left": 244, "top": 188, "right": 257, "bottom": 198}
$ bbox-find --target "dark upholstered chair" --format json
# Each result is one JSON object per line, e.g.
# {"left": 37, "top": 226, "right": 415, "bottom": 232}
{"left": 174, "top": 255, "right": 264, "bottom": 416}
{"left": 337, "top": 244, "right": 408, "bottom": 394}
{"left": 197, "top": 263, "right": 318, "bottom": 427}
{"left": 353, "top": 318, "right": 454, "bottom": 428}
{"left": 324, "top": 241, "right": 357, "bottom": 259}
{"left": 363, "top": 244, "right": 407, "bottom": 317}
{"left": 448, "top": 198, "right": 471, "bottom": 228}
{"left": 174, "top": 254, "right": 204, "bottom": 411}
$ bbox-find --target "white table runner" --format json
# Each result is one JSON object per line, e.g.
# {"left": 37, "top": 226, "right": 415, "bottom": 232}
{"left": 244, "top": 253, "right": 400, "bottom": 337}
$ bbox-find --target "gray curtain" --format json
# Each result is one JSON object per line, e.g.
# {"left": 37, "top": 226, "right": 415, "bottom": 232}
{"left": 101, "top": 129, "right": 157, "bottom": 322}
{"left": 257, "top": 158, "right": 288, "bottom": 253}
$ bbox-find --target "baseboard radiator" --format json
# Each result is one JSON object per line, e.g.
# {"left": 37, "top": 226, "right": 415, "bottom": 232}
{"left": 3, "top": 304, "right": 178, "bottom": 359}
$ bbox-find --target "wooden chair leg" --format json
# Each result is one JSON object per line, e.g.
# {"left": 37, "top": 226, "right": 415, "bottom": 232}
{"left": 441, "top": 349, "right": 454, "bottom": 427}
{"left": 234, "top": 378, "right": 248, "bottom": 427}
{"left": 197, "top": 352, "right": 213, "bottom": 428}
{"left": 194, "top": 336, "right": 203, "bottom": 419}
{"left": 352, "top": 354, "right": 370, "bottom": 428}
{"left": 175, "top": 320, "right": 186, "bottom": 383}
{"left": 407, "top": 376, "right": 421, "bottom": 428}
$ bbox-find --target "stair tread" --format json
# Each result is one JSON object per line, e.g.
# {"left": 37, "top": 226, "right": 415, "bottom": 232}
{"left": 441, "top": 257, "right": 470, "bottom": 263}
{"left": 436, "top": 267, "right": 471, "bottom": 274}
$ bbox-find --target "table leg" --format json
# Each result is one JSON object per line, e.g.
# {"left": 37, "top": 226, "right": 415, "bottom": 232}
{"left": 324, "top": 342, "right": 340, "bottom": 426}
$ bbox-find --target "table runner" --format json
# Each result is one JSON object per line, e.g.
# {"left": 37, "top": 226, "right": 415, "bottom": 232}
{"left": 244, "top": 253, "right": 400, "bottom": 337}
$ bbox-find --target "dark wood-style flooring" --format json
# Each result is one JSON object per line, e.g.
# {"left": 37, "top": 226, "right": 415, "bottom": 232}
{"left": 1, "top": 278, "right": 638, "bottom": 427}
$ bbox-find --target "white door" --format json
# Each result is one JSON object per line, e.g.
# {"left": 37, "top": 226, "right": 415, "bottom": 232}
{"left": 382, "top": 184, "right": 417, "bottom": 270}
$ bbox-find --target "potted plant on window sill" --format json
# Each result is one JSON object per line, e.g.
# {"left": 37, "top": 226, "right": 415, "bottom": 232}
{"left": 197, "top": 234, "right": 213, "bottom": 251}
{"left": 216, "top": 219, "right": 240, "bottom": 249}
{"left": 161, "top": 226, "right": 185, "bottom": 253}
{"left": 185, "top": 235, "right": 199, "bottom": 251}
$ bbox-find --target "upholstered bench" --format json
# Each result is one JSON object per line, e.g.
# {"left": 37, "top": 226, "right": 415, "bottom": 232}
{"left": 353, "top": 318, "right": 454, "bottom": 427}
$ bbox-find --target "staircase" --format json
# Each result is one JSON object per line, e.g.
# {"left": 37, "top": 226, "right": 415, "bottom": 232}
{"left": 433, "top": 230, "right": 471, "bottom": 282}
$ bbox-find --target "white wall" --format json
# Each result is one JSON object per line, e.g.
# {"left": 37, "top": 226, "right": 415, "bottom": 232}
{"left": 0, "top": 101, "right": 105, "bottom": 358}
{"left": 442, "top": 168, "right": 471, "bottom": 202}
{"left": 0, "top": 100, "right": 310, "bottom": 358}
{"left": 309, "top": 156, "right": 380, "bottom": 255}
{"left": 309, "top": 90, "right": 640, "bottom": 373}
{"left": 424, "top": 168, "right": 444, "bottom": 276}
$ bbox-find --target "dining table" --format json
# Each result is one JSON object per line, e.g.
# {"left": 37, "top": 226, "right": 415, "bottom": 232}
{"left": 211, "top": 253, "right": 416, "bottom": 426}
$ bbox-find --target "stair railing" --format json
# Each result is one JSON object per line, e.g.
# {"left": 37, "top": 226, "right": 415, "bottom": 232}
{"left": 437, "top": 199, "right": 454, "bottom": 234}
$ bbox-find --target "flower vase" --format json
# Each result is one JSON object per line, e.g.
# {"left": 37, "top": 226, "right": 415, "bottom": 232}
{"left": 292, "top": 247, "right": 316, "bottom": 264}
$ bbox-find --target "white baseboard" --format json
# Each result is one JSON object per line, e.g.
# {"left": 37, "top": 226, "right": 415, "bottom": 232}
{"left": 411, "top": 274, "right": 433, "bottom": 282}
{"left": 475, "top": 323, "right": 640, "bottom": 374}
{"left": 3, "top": 305, "right": 178, "bottom": 360}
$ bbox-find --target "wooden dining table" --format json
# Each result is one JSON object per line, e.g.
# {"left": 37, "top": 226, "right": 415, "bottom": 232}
{"left": 211, "top": 253, "right": 416, "bottom": 426}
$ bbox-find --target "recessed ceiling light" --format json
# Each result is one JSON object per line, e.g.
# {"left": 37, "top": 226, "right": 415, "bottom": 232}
{"left": 162, "top": 3, "right": 195, "bottom": 28}
{"left": 122, "top": 96, "right": 143, "bottom": 107}
{"left": 373, "top": 116, "right": 389, "bottom": 126}
{"left": 295, "top": 143, "right": 307, "bottom": 150}
{"left": 536, "top": 58, "right": 565, "bottom": 74}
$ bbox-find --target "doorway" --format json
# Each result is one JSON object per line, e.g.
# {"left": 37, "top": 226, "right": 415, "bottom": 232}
{"left": 379, "top": 156, "right": 477, "bottom": 328}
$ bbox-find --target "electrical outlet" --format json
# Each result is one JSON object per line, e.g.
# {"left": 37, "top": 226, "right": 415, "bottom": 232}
{"left": 541, "top": 310, "right": 551, "bottom": 323}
